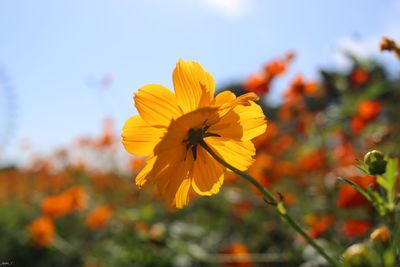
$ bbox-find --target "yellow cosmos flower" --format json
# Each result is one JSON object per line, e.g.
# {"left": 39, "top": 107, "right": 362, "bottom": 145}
{"left": 122, "top": 59, "right": 266, "bottom": 208}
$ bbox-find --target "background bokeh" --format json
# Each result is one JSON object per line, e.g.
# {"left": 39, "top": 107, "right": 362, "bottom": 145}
{"left": 1, "top": 1, "right": 400, "bottom": 267}
{"left": 1, "top": 0, "right": 400, "bottom": 164}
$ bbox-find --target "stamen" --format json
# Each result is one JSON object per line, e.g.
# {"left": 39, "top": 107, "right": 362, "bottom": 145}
{"left": 191, "top": 145, "right": 197, "bottom": 160}
{"left": 204, "top": 132, "right": 221, "bottom": 138}
{"left": 182, "top": 123, "right": 221, "bottom": 161}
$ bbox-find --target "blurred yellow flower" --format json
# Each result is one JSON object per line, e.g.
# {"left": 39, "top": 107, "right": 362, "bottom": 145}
{"left": 122, "top": 59, "right": 266, "bottom": 208}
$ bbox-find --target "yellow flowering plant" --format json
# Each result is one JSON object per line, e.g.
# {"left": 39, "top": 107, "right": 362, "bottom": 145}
{"left": 122, "top": 59, "right": 266, "bottom": 208}
{"left": 122, "top": 59, "right": 339, "bottom": 266}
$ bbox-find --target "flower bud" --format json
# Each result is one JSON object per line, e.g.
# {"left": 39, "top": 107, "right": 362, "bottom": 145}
{"left": 363, "top": 150, "right": 387, "bottom": 175}
{"left": 370, "top": 225, "right": 389, "bottom": 244}
{"left": 343, "top": 243, "right": 372, "bottom": 266}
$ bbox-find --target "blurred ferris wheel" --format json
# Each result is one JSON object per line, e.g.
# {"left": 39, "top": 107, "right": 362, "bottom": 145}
{"left": 0, "top": 66, "right": 17, "bottom": 157}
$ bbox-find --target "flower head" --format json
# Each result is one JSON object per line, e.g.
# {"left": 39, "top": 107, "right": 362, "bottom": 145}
{"left": 357, "top": 100, "right": 381, "bottom": 122}
{"left": 221, "top": 243, "right": 253, "bottom": 267}
{"left": 350, "top": 68, "right": 369, "bottom": 86}
{"left": 122, "top": 59, "right": 266, "bottom": 208}
{"left": 284, "top": 74, "right": 317, "bottom": 101}
{"left": 380, "top": 36, "right": 400, "bottom": 59}
{"left": 307, "top": 215, "right": 336, "bottom": 239}
{"left": 370, "top": 225, "right": 389, "bottom": 244}
{"left": 244, "top": 51, "right": 294, "bottom": 96}
{"left": 85, "top": 205, "right": 113, "bottom": 230}
{"left": 41, "top": 186, "right": 88, "bottom": 218}
{"left": 28, "top": 216, "right": 55, "bottom": 247}
{"left": 342, "top": 219, "right": 371, "bottom": 238}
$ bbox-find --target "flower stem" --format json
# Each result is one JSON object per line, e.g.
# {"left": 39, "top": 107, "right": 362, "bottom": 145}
{"left": 200, "top": 141, "right": 340, "bottom": 267}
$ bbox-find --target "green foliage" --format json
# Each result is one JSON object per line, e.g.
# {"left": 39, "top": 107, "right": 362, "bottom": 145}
{"left": 1, "top": 53, "right": 400, "bottom": 266}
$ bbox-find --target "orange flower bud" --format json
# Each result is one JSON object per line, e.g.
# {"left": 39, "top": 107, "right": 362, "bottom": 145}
{"left": 370, "top": 225, "right": 389, "bottom": 244}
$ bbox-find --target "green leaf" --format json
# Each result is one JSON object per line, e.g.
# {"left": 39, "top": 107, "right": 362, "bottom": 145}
{"left": 377, "top": 175, "right": 390, "bottom": 191}
{"left": 356, "top": 160, "right": 370, "bottom": 175}
{"left": 386, "top": 158, "right": 398, "bottom": 189}
{"left": 338, "top": 177, "right": 372, "bottom": 202}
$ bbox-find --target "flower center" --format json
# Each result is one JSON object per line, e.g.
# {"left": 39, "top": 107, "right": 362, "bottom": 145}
{"left": 183, "top": 124, "right": 220, "bottom": 160}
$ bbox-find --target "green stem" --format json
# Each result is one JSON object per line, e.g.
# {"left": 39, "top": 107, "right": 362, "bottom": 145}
{"left": 200, "top": 141, "right": 340, "bottom": 267}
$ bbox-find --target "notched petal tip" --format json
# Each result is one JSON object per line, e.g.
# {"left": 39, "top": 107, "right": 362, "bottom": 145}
{"left": 173, "top": 59, "right": 215, "bottom": 113}
{"left": 134, "top": 84, "right": 181, "bottom": 127}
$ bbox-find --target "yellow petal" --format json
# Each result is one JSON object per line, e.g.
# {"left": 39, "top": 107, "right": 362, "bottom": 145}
{"left": 134, "top": 84, "right": 182, "bottom": 127}
{"left": 121, "top": 116, "right": 166, "bottom": 156}
{"left": 154, "top": 155, "right": 193, "bottom": 208}
{"left": 221, "top": 92, "right": 259, "bottom": 111}
{"left": 207, "top": 108, "right": 243, "bottom": 140}
{"left": 191, "top": 147, "right": 224, "bottom": 196}
{"left": 213, "top": 90, "right": 236, "bottom": 106}
{"left": 135, "top": 156, "right": 157, "bottom": 186}
{"left": 173, "top": 59, "right": 214, "bottom": 113}
{"left": 233, "top": 92, "right": 259, "bottom": 105}
{"left": 209, "top": 92, "right": 265, "bottom": 141}
{"left": 234, "top": 101, "right": 267, "bottom": 140}
{"left": 205, "top": 137, "right": 255, "bottom": 171}
{"left": 206, "top": 72, "right": 216, "bottom": 102}
{"left": 173, "top": 178, "right": 192, "bottom": 209}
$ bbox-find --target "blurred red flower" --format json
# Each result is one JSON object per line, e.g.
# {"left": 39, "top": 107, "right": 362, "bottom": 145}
{"left": 351, "top": 116, "right": 366, "bottom": 134}
{"left": 244, "top": 52, "right": 294, "bottom": 96}
{"left": 350, "top": 68, "right": 369, "bottom": 85}
{"left": 358, "top": 100, "right": 381, "bottom": 121}
{"left": 342, "top": 219, "right": 371, "bottom": 238}
{"left": 337, "top": 176, "right": 377, "bottom": 208}
{"left": 300, "top": 149, "right": 326, "bottom": 171}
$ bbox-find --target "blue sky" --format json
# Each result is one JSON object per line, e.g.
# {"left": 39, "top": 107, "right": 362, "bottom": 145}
{"left": 0, "top": 0, "right": 399, "bottom": 164}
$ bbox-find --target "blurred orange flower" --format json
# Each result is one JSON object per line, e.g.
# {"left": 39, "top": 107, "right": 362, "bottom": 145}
{"left": 351, "top": 116, "right": 366, "bottom": 134}
{"left": 300, "top": 149, "right": 326, "bottom": 172}
{"left": 380, "top": 37, "right": 397, "bottom": 51}
{"left": 221, "top": 243, "right": 253, "bottom": 267}
{"left": 351, "top": 100, "right": 381, "bottom": 134}
{"left": 64, "top": 186, "right": 88, "bottom": 211}
{"left": 130, "top": 157, "right": 146, "bottom": 173}
{"left": 308, "top": 215, "right": 336, "bottom": 239}
{"left": 28, "top": 216, "right": 55, "bottom": 247}
{"left": 333, "top": 141, "right": 358, "bottom": 166}
{"left": 94, "top": 117, "right": 116, "bottom": 148}
{"left": 380, "top": 36, "right": 400, "bottom": 59}
{"left": 342, "top": 219, "right": 371, "bottom": 238}
{"left": 41, "top": 186, "right": 88, "bottom": 218}
{"left": 41, "top": 194, "right": 74, "bottom": 218}
{"left": 284, "top": 74, "right": 317, "bottom": 101}
{"left": 370, "top": 225, "right": 390, "bottom": 244}
{"left": 85, "top": 205, "right": 113, "bottom": 230}
{"left": 283, "top": 192, "right": 297, "bottom": 206}
{"left": 233, "top": 200, "right": 253, "bottom": 219}
{"left": 357, "top": 100, "right": 381, "bottom": 122}
{"left": 243, "top": 73, "right": 269, "bottom": 96}
{"left": 244, "top": 52, "right": 294, "bottom": 96}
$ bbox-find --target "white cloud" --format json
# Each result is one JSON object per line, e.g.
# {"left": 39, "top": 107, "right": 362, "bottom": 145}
{"left": 331, "top": 35, "right": 380, "bottom": 69}
{"left": 199, "top": 0, "right": 254, "bottom": 19}
{"left": 330, "top": 15, "right": 400, "bottom": 71}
